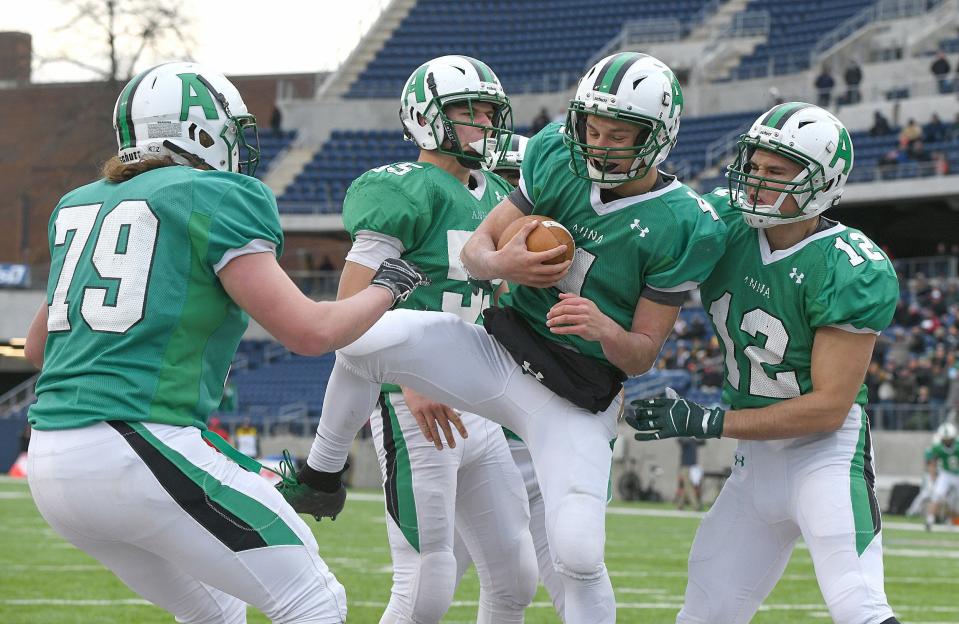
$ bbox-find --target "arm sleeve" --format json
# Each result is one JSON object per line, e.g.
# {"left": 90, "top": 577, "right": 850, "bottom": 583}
{"left": 515, "top": 122, "right": 557, "bottom": 210}
{"left": 808, "top": 262, "right": 899, "bottom": 334}
{"left": 341, "top": 174, "right": 431, "bottom": 251}
{"left": 206, "top": 177, "right": 284, "bottom": 274}
{"left": 345, "top": 231, "right": 404, "bottom": 270}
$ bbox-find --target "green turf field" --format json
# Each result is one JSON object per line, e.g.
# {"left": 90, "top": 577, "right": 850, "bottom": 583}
{"left": 2, "top": 476, "right": 957, "bottom": 623}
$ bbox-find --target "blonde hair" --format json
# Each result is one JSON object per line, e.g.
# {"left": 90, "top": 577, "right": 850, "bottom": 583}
{"left": 101, "top": 155, "right": 178, "bottom": 183}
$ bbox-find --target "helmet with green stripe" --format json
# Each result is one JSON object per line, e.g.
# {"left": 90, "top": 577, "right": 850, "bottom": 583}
{"left": 112, "top": 62, "right": 259, "bottom": 176}
{"left": 728, "top": 102, "right": 853, "bottom": 229}
{"left": 488, "top": 133, "right": 528, "bottom": 186}
{"left": 566, "top": 52, "right": 683, "bottom": 188}
{"left": 399, "top": 55, "right": 512, "bottom": 170}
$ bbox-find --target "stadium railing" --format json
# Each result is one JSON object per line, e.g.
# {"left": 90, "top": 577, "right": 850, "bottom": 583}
{"left": 894, "top": 256, "right": 959, "bottom": 280}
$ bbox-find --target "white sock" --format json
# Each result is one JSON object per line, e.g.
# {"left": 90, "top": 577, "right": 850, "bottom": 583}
{"left": 307, "top": 356, "right": 381, "bottom": 472}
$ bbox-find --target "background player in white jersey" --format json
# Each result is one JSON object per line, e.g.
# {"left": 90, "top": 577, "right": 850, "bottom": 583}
{"left": 925, "top": 422, "right": 959, "bottom": 530}
{"left": 451, "top": 133, "right": 568, "bottom": 619}
{"left": 628, "top": 102, "right": 901, "bottom": 624}
{"left": 293, "top": 53, "right": 727, "bottom": 623}
{"left": 324, "top": 55, "right": 537, "bottom": 624}
{"left": 23, "top": 62, "right": 427, "bottom": 624}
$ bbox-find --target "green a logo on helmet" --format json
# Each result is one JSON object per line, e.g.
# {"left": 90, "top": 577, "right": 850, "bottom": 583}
{"left": 178, "top": 73, "right": 219, "bottom": 121}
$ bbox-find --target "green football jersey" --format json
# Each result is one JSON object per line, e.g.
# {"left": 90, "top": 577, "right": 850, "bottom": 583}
{"left": 29, "top": 167, "right": 283, "bottom": 431}
{"left": 343, "top": 161, "right": 512, "bottom": 323}
{"left": 500, "top": 123, "right": 727, "bottom": 366}
{"left": 926, "top": 443, "right": 959, "bottom": 475}
{"left": 698, "top": 188, "right": 898, "bottom": 410}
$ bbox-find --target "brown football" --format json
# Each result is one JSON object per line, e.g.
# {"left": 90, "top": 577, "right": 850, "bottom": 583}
{"left": 496, "top": 215, "right": 575, "bottom": 265}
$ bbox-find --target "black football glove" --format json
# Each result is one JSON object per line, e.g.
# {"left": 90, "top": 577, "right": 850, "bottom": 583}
{"left": 626, "top": 396, "right": 725, "bottom": 441}
{"left": 371, "top": 258, "right": 431, "bottom": 309}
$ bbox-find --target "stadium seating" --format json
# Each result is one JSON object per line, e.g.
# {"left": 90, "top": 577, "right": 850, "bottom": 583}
{"left": 244, "top": 129, "right": 296, "bottom": 180}
{"left": 278, "top": 111, "right": 769, "bottom": 213}
{"left": 345, "top": 0, "right": 715, "bottom": 98}
{"left": 733, "top": 0, "right": 877, "bottom": 80}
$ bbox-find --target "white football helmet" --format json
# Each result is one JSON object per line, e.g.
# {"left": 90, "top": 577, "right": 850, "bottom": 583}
{"left": 488, "top": 133, "right": 528, "bottom": 173}
{"left": 399, "top": 55, "right": 512, "bottom": 169}
{"left": 937, "top": 422, "right": 957, "bottom": 447}
{"left": 112, "top": 61, "right": 259, "bottom": 175}
{"left": 565, "top": 52, "right": 683, "bottom": 188}
{"left": 728, "top": 102, "right": 854, "bottom": 228}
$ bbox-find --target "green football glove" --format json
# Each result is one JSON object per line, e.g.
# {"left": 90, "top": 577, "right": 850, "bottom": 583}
{"left": 626, "top": 396, "right": 725, "bottom": 441}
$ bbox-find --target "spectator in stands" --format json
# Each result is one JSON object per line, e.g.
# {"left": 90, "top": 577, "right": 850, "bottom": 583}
{"left": 899, "top": 119, "right": 922, "bottom": 149}
{"left": 675, "top": 439, "right": 705, "bottom": 511}
{"left": 530, "top": 106, "right": 551, "bottom": 135}
{"left": 934, "top": 151, "right": 951, "bottom": 176}
{"left": 948, "top": 112, "right": 959, "bottom": 140}
{"left": 878, "top": 148, "right": 904, "bottom": 178}
{"left": 844, "top": 60, "right": 862, "bottom": 105}
{"left": 870, "top": 110, "right": 892, "bottom": 136}
{"left": 908, "top": 140, "right": 932, "bottom": 164}
{"left": 207, "top": 416, "right": 232, "bottom": 444}
{"left": 924, "top": 113, "right": 947, "bottom": 143}
{"left": 235, "top": 417, "right": 260, "bottom": 458}
{"left": 931, "top": 50, "right": 952, "bottom": 94}
{"left": 270, "top": 105, "right": 282, "bottom": 134}
{"left": 814, "top": 65, "right": 835, "bottom": 107}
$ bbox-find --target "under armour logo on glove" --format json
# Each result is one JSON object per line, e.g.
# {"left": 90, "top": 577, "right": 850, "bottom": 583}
{"left": 626, "top": 389, "right": 725, "bottom": 441}
{"left": 371, "top": 258, "right": 431, "bottom": 309}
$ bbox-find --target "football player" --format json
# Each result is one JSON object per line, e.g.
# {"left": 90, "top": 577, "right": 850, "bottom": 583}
{"left": 628, "top": 102, "right": 902, "bottom": 624}
{"left": 294, "top": 52, "right": 726, "bottom": 624}
{"left": 450, "top": 132, "right": 568, "bottom": 618}
{"left": 315, "top": 55, "right": 537, "bottom": 624}
{"left": 23, "top": 62, "right": 426, "bottom": 623}
{"left": 926, "top": 422, "right": 959, "bottom": 530}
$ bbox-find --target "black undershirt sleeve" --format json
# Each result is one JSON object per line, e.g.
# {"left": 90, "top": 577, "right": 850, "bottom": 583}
{"left": 508, "top": 188, "right": 534, "bottom": 215}
{"left": 640, "top": 287, "right": 688, "bottom": 307}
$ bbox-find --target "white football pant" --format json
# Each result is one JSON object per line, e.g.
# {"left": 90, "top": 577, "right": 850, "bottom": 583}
{"left": 320, "top": 310, "right": 621, "bottom": 624}
{"left": 677, "top": 405, "right": 895, "bottom": 624}
{"left": 28, "top": 421, "right": 347, "bottom": 624}
{"left": 454, "top": 436, "right": 567, "bottom": 621}
{"left": 370, "top": 392, "right": 537, "bottom": 623}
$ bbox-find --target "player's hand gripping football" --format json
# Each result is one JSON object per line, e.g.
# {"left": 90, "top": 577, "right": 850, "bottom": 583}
{"left": 275, "top": 453, "right": 349, "bottom": 521}
{"left": 403, "top": 387, "right": 469, "bottom": 450}
{"left": 494, "top": 221, "right": 571, "bottom": 288}
{"left": 627, "top": 389, "right": 725, "bottom": 441}
{"left": 371, "top": 258, "right": 431, "bottom": 309}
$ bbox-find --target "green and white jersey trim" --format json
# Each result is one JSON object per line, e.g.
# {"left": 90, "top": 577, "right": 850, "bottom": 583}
{"left": 587, "top": 176, "right": 683, "bottom": 215}
{"left": 757, "top": 222, "right": 846, "bottom": 265}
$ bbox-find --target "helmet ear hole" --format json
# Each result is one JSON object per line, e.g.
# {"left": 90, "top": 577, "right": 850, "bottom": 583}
{"left": 198, "top": 130, "right": 214, "bottom": 148}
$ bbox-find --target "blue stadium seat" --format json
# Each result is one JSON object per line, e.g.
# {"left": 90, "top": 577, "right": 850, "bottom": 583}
{"left": 344, "top": 0, "right": 714, "bottom": 98}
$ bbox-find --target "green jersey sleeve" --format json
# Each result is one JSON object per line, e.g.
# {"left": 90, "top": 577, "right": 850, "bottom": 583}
{"left": 204, "top": 174, "right": 284, "bottom": 271}
{"left": 807, "top": 230, "right": 899, "bottom": 333}
{"left": 342, "top": 166, "right": 433, "bottom": 250}
{"left": 645, "top": 190, "right": 728, "bottom": 293}
{"left": 518, "top": 122, "right": 564, "bottom": 207}
{"left": 703, "top": 187, "right": 742, "bottom": 224}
